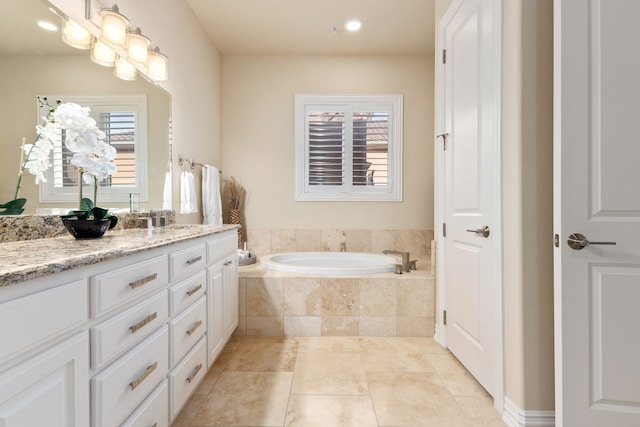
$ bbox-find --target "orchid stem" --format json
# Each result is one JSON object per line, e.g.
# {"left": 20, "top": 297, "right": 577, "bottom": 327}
{"left": 78, "top": 168, "right": 84, "bottom": 209}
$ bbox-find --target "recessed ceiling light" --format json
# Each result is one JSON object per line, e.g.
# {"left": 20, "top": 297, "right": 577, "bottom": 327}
{"left": 345, "top": 19, "right": 362, "bottom": 32}
{"left": 37, "top": 20, "right": 58, "bottom": 31}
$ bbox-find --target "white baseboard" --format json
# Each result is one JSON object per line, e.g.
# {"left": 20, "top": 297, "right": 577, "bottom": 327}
{"left": 502, "top": 397, "right": 555, "bottom": 427}
{"left": 433, "top": 322, "right": 445, "bottom": 346}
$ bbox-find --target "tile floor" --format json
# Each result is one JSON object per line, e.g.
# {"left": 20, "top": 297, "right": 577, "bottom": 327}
{"left": 172, "top": 336, "right": 506, "bottom": 427}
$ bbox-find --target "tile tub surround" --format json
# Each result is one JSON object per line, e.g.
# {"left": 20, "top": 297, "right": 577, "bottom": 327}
{"left": 237, "top": 254, "right": 434, "bottom": 338}
{"left": 0, "top": 223, "right": 238, "bottom": 286}
{"left": 0, "top": 211, "right": 175, "bottom": 243}
{"left": 246, "top": 228, "right": 434, "bottom": 257}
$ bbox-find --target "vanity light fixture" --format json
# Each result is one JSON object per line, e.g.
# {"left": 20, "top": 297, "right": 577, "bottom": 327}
{"left": 345, "top": 19, "right": 362, "bottom": 32}
{"left": 99, "top": 4, "right": 130, "bottom": 49}
{"left": 127, "top": 27, "right": 151, "bottom": 67}
{"left": 91, "top": 39, "right": 116, "bottom": 66}
{"left": 61, "top": 18, "right": 93, "bottom": 49}
{"left": 114, "top": 55, "right": 137, "bottom": 80}
{"left": 147, "top": 47, "right": 168, "bottom": 82}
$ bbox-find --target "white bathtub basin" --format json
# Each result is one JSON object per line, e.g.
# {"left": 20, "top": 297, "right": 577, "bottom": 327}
{"left": 259, "top": 252, "right": 397, "bottom": 274}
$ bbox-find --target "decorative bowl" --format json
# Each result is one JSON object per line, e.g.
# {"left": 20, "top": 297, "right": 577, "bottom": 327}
{"left": 62, "top": 218, "right": 111, "bottom": 239}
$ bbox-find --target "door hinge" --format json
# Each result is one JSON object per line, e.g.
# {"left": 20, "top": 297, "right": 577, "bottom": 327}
{"left": 442, "top": 223, "right": 447, "bottom": 237}
{"left": 443, "top": 310, "right": 447, "bottom": 325}
{"left": 436, "top": 133, "right": 449, "bottom": 150}
{"left": 554, "top": 233, "right": 560, "bottom": 248}
{"left": 442, "top": 49, "right": 447, "bottom": 64}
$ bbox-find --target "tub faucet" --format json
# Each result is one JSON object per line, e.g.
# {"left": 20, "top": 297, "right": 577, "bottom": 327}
{"left": 383, "top": 250, "right": 410, "bottom": 272}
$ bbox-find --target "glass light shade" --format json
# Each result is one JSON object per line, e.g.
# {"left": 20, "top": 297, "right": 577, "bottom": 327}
{"left": 91, "top": 39, "right": 116, "bottom": 67}
{"left": 147, "top": 49, "right": 168, "bottom": 82}
{"left": 114, "top": 56, "right": 137, "bottom": 81}
{"left": 62, "top": 19, "right": 92, "bottom": 49}
{"left": 100, "top": 10, "right": 130, "bottom": 48}
{"left": 127, "top": 32, "right": 151, "bottom": 66}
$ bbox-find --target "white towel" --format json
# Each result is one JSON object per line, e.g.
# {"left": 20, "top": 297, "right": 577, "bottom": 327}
{"left": 202, "top": 165, "right": 222, "bottom": 225}
{"left": 180, "top": 170, "right": 198, "bottom": 214}
{"left": 162, "top": 165, "right": 172, "bottom": 210}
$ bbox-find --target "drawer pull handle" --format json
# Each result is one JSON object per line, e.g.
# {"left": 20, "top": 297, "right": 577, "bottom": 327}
{"left": 186, "top": 363, "right": 203, "bottom": 384}
{"left": 186, "top": 320, "right": 203, "bottom": 336}
{"left": 224, "top": 260, "right": 232, "bottom": 266}
{"left": 186, "top": 255, "right": 202, "bottom": 266}
{"left": 130, "top": 361, "right": 158, "bottom": 391}
{"left": 129, "top": 273, "right": 158, "bottom": 289}
{"left": 186, "top": 284, "right": 203, "bottom": 297}
{"left": 129, "top": 312, "right": 158, "bottom": 334}
{"left": 151, "top": 423, "right": 157, "bottom": 427}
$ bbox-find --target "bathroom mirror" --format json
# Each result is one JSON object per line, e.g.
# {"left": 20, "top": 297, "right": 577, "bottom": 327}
{"left": 0, "top": 0, "right": 171, "bottom": 213}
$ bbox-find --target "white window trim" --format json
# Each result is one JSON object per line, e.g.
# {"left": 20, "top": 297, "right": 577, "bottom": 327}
{"left": 294, "top": 94, "right": 403, "bottom": 202}
{"left": 37, "top": 94, "right": 148, "bottom": 204}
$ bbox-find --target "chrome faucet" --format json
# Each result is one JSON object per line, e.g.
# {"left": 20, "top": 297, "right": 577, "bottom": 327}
{"left": 383, "top": 250, "right": 410, "bottom": 272}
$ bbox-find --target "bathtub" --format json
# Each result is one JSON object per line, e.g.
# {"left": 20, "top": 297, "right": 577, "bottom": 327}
{"left": 259, "top": 252, "right": 398, "bottom": 274}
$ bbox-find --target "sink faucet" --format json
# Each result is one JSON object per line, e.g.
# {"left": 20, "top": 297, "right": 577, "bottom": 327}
{"left": 383, "top": 250, "right": 410, "bottom": 272}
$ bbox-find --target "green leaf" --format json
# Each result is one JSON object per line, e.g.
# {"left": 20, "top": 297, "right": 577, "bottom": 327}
{"left": 106, "top": 213, "right": 118, "bottom": 229}
{"left": 80, "top": 198, "right": 94, "bottom": 211}
{"left": 64, "top": 210, "right": 90, "bottom": 220}
{"left": 92, "top": 207, "right": 109, "bottom": 219}
{"left": 0, "top": 198, "right": 26, "bottom": 215}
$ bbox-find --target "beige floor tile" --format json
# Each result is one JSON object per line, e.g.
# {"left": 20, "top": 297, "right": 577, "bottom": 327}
{"left": 192, "top": 371, "right": 293, "bottom": 426}
{"left": 217, "top": 337, "right": 298, "bottom": 372}
{"left": 171, "top": 394, "right": 207, "bottom": 427}
{"left": 284, "top": 394, "right": 378, "bottom": 427}
{"left": 455, "top": 396, "right": 507, "bottom": 426}
{"left": 368, "top": 372, "right": 472, "bottom": 427}
{"left": 427, "top": 353, "right": 489, "bottom": 397}
{"left": 291, "top": 352, "right": 368, "bottom": 395}
{"left": 361, "top": 348, "right": 434, "bottom": 373}
{"left": 297, "top": 336, "right": 361, "bottom": 353}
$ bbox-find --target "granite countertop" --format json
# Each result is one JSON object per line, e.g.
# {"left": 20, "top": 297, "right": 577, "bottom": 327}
{"left": 0, "top": 224, "right": 239, "bottom": 287}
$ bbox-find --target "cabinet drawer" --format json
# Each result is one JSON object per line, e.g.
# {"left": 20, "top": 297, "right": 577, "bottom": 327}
{"left": 170, "top": 296, "right": 206, "bottom": 367}
{"left": 170, "top": 244, "right": 206, "bottom": 281}
{"left": 121, "top": 380, "right": 168, "bottom": 427}
{"left": 169, "top": 270, "right": 206, "bottom": 315}
{"left": 92, "top": 326, "right": 169, "bottom": 427}
{"left": 91, "top": 255, "right": 168, "bottom": 318}
{"left": 91, "top": 291, "right": 168, "bottom": 369}
{"left": 0, "top": 279, "right": 87, "bottom": 364}
{"left": 207, "top": 231, "right": 237, "bottom": 263}
{"left": 169, "top": 336, "right": 207, "bottom": 421}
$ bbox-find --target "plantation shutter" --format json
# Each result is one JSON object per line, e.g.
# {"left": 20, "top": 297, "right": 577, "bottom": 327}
{"left": 97, "top": 111, "right": 136, "bottom": 187}
{"left": 295, "top": 94, "right": 402, "bottom": 201}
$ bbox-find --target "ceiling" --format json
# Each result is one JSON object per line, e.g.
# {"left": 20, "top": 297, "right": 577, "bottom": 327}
{"left": 1, "top": 0, "right": 435, "bottom": 57}
{"left": 185, "top": 0, "right": 436, "bottom": 56}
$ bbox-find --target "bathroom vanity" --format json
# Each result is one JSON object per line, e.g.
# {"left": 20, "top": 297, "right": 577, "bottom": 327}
{"left": 0, "top": 224, "right": 239, "bottom": 427}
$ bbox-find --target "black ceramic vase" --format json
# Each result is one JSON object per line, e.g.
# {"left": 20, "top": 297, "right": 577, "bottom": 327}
{"left": 62, "top": 218, "right": 111, "bottom": 239}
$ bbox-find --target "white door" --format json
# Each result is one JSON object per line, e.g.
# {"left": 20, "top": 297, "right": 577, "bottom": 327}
{"left": 555, "top": 0, "right": 640, "bottom": 425}
{"left": 438, "top": 0, "right": 502, "bottom": 399}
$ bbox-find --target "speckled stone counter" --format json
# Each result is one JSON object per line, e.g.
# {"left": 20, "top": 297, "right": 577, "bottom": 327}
{"left": 0, "top": 211, "right": 176, "bottom": 243}
{"left": 0, "top": 224, "right": 239, "bottom": 287}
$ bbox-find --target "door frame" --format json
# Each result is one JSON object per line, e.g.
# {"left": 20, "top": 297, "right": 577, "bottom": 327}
{"left": 434, "top": 0, "right": 505, "bottom": 413}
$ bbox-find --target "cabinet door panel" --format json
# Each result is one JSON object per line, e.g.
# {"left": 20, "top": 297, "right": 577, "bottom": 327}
{"left": 207, "top": 264, "right": 225, "bottom": 368}
{"left": 0, "top": 332, "right": 89, "bottom": 427}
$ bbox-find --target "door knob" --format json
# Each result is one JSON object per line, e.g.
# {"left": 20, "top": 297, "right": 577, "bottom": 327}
{"left": 466, "top": 225, "right": 490, "bottom": 238}
{"left": 567, "top": 233, "right": 616, "bottom": 250}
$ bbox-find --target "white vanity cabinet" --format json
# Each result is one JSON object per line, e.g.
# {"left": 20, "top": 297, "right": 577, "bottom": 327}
{"left": 0, "top": 225, "right": 239, "bottom": 427}
{"left": 206, "top": 231, "right": 238, "bottom": 367}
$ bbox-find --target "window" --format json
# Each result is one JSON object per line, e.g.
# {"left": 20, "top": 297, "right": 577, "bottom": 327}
{"left": 295, "top": 94, "right": 402, "bottom": 201}
{"left": 38, "top": 94, "right": 148, "bottom": 203}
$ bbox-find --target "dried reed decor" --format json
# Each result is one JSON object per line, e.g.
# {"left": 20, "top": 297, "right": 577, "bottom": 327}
{"left": 225, "top": 176, "right": 246, "bottom": 248}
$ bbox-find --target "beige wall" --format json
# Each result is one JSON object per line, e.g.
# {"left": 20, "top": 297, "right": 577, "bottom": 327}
{"left": 221, "top": 55, "right": 434, "bottom": 230}
{"left": 502, "top": 0, "right": 555, "bottom": 412}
